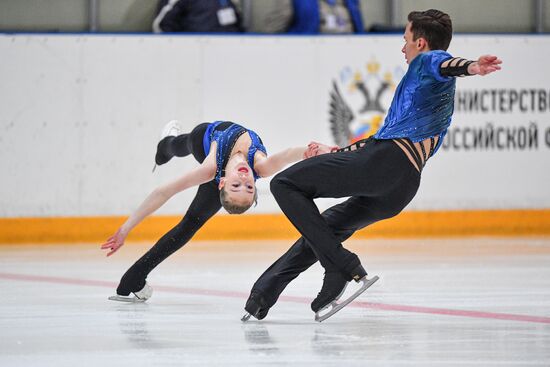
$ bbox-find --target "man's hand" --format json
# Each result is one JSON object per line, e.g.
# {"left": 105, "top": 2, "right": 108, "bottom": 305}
{"left": 100, "top": 228, "right": 128, "bottom": 257}
{"left": 305, "top": 142, "right": 340, "bottom": 158}
{"left": 468, "top": 55, "right": 502, "bottom": 76}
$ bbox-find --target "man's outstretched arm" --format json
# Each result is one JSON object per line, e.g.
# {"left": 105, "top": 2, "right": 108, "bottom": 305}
{"left": 440, "top": 55, "right": 502, "bottom": 77}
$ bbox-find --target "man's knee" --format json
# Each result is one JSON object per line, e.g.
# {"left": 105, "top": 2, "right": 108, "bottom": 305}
{"left": 269, "top": 172, "right": 289, "bottom": 197}
{"left": 270, "top": 166, "right": 309, "bottom": 195}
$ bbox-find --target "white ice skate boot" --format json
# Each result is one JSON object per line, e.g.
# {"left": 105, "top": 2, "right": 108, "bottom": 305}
{"left": 160, "top": 119, "right": 182, "bottom": 140}
{"left": 108, "top": 283, "right": 153, "bottom": 303}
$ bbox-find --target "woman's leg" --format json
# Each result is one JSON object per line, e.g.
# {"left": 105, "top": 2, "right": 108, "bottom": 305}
{"left": 116, "top": 180, "right": 221, "bottom": 295}
{"left": 155, "top": 122, "right": 209, "bottom": 165}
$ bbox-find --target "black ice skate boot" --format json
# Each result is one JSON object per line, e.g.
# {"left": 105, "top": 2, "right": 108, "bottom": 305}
{"left": 153, "top": 120, "right": 181, "bottom": 171}
{"left": 311, "top": 271, "right": 348, "bottom": 313}
{"left": 311, "top": 265, "right": 367, "bottom": 313}
{"left": 155, "top": 137, "right": 175, "bottom": 166}
{"left": 241, "top": 292, "right": 270, "bottom": 321}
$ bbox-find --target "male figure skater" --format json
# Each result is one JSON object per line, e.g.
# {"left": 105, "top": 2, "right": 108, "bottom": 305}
{"left": 243, "top": 9, "right": 502, "bottom": 321}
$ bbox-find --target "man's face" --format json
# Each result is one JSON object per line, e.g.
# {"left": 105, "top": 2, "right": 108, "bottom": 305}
{"left": 401, "top": 22, "right": 421, "bottom": 64}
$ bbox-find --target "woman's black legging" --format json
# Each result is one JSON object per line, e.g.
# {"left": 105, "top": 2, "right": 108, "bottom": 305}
{"left": 252, "top": 138, "right": 421, "bottom": 307}
{"left": 116, "top": 123, "right": 222, "bottom": 295}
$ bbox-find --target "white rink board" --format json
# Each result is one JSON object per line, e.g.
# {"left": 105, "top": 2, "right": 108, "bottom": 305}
{"left": 0, "top": 34, "right": 549, "bottom": 217}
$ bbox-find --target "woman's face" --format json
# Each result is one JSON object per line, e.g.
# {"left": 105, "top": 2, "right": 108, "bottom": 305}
{"left": 219, "top": 161, "right": 256, "bottom": 205}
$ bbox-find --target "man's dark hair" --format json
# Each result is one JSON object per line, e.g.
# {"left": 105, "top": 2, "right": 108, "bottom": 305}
{"left": 408, "top": 9, "right": 452, "bottom": 51}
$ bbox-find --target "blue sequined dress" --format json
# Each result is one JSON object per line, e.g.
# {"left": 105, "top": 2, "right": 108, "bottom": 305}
{"left": 202, "top": 121, "right": 267, "bottom": 182}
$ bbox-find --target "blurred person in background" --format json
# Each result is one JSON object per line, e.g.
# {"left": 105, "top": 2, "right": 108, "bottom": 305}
{"left": 153, "top": 0, "right": 241, "bottom": 33}
{"left": 287, "top": 0, "right": 365, "bottom": 34}
{"left": 238, "top": 0, "right": 293, "bottom": 33}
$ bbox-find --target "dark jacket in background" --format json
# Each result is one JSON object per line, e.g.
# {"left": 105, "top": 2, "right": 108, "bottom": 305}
{"left": 153, "top": 0, "right": 241, "bottom": 33}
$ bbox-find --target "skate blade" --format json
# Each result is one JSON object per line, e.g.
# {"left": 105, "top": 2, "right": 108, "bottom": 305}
{"left": 152, "top": 163, "right": 157, "bottom": 173}
{"left": 108, "top": 295, "right": 146, "bottom": 303}
{"left": 315, "top": 275, "right": 379, "bottom": 322}
{"left": 241, "top": 312, "right": 252, "bottom": 322}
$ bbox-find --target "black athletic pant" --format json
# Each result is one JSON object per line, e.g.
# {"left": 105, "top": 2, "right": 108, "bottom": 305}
{"left": 251, "top": 138, "right": 421, "bottom": 307}
{"left": 117, "top": 123, "right": 222, "bottom": 295}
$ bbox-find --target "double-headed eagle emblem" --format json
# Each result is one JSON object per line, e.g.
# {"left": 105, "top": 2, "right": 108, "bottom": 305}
{"left": 329, "top": 60, "right": 398, "bottom": 146}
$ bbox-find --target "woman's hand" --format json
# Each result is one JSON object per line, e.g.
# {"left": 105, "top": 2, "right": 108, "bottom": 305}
{"left": 100, "top": 228, "right": 128, "bottom": 257}
{"left": 303, "top": 143, "right": 319, "bottom": 159}
{"left": 306, "top": 141, "right": 339, "bottom": 157}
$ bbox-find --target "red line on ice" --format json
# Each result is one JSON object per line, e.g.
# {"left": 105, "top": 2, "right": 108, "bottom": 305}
{"left": 1, "top": 272, "right": 549, "bottom": 324}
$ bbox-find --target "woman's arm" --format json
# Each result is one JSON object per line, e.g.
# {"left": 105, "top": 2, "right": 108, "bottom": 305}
{"left": 254, "top": 142, "right": 329, "bottom": 178}
{"left": 122, "top": 160, "right": 215, "bottom": 233}
{"left": 101, "top": 153, "right": 216, "bottom": 256}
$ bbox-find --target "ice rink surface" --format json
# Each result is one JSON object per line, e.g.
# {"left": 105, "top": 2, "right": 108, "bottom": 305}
{"left": 1, "top": 238, "right": 549, "bottom": 366}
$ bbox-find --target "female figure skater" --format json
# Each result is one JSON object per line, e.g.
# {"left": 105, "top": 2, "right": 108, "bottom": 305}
{"left": 101, "top": 119, "right": 320, "bottom": 302}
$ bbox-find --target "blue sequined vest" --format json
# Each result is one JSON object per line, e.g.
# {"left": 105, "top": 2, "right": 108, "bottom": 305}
{"left": 203, "top": 121, "right": 267, "bottom": 183}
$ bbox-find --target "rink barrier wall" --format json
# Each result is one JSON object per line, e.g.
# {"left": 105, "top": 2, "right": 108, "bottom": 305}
{"left": 0, "top": 209, "right": 549, "bottom": 244}
{"left": 2, "top": 35, "right": 550, "bottom": 218}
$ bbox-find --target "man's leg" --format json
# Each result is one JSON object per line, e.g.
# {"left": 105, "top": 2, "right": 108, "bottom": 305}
{"left": 246, "top": 196, "right": 391, "bottom": 318}
{"left": 116, "top": 181, "right": 221, "bottom": 296}
{"left": 269, "top": 140, "right": 420, "bottom": 312}
{"left": 270, "top": 150, "right": 373, "bottom": 279}
{"left": 244, "top": 237, "right": 315, "bottom": 319}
